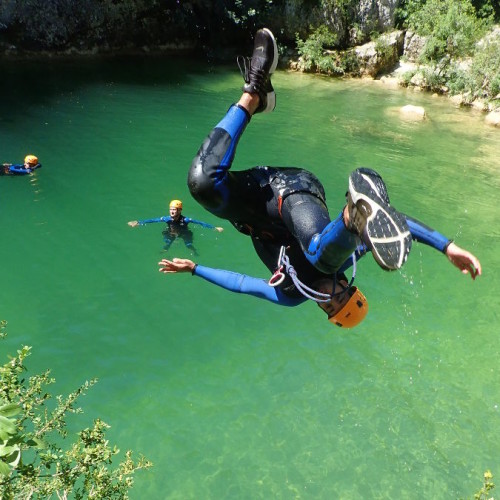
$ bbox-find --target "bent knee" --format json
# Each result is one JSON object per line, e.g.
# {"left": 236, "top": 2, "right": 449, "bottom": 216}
{"left": 188, "top": 128, "right": 231, "bottom": 207}
{"left": 188, "top": 157, "right": 214, "bottom": 198}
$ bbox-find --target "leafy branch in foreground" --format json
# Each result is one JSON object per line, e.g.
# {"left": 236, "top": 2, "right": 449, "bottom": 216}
{"left": 0, "top": 320, "right": 152, "bottom": 499}
{"left": 473, "top": 470, "right": 495, "bottom": 500}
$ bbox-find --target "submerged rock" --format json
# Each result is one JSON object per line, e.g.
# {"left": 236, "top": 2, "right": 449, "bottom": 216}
{"left": 400, "top": 104, "right": 426, "bottom": 120}
{"left": 485, "top": 110, "right": 500, "bottom": 128}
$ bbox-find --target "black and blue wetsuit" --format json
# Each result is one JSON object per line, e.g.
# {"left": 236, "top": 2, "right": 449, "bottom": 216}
{"left": 137, "top": 214, "right": 217, "bottom": 253}
{"left": 2, "top": 163, "right": 42, "bottom": 175}
{"left": 188, "top": 104, "right": 451, "bottom": 301}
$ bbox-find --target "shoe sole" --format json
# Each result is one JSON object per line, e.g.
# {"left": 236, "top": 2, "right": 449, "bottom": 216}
{"left": 261, "top": 28, "right": 278, "bottom": 75}
{"left": 348, "top": 171, "right": 411, "bottom": 270}
{"left": 261, "top": 29, "right": 278, "bottom": 113}
{"left": 263, "top": 92, "right": 276, "bottom": 113}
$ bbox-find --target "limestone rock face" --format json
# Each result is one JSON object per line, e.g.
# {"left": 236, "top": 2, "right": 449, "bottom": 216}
{"left": 323, "top": 0, "right": 401, "bottom": 46}
{"left": 354, "top": 30, "right": 405, "bottom": 77}
{"left": 403, "top": 31, "right": 427, "bottom": 62}
{"left": 358, "top": 0, "right": 400, "bottom": 34}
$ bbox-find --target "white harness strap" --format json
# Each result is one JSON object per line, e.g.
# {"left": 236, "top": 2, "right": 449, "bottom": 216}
{"left": 268, "top": 246, "right": 357, "bottom": 303}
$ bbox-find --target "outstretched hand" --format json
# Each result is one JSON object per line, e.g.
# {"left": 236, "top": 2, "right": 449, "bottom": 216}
{"left": 215, "top": 227, "right": 224, "bottom": 232}
{"left": 445, "top": 242, "right": 482, "bottom": 280}
{"left": 158, "top": 258, "right": 196, "bottom": 274}
{"left": 128, "top": 221, "right": 139, "bottom": 227}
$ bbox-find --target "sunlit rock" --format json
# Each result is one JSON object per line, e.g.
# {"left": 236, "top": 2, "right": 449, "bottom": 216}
{"left": 378, "top": 75, "right": 400, "bottom": 89}
{"left": 400, "top": 104, "right": 426, "bottom": 120}
{"left": 485, "top": 111, "right": 500, "bottom": 128}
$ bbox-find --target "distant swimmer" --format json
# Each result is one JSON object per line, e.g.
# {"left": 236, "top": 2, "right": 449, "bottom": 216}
{"left": 2, "top": 155, "right": 41, "bottom": 176}
{"left": 128, "top": 199, "right": 223, "bottom": 254}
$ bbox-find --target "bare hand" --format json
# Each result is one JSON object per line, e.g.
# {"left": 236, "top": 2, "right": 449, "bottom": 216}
{"left": 158, "top": 258, "right": 196, "bottom": 274}
{"left": 445, "top": 242, "right": 482, "bottom": 280}
{"left": 215, "top": 227, "right": 224, "bottom": 232}
{"left": 128, "top": 221, "right": 139, "bottom": 227}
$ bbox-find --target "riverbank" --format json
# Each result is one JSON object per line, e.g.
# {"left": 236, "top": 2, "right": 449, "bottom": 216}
{"left": 2, "top": 30, "right": 499, "bottom": 128}
{"left": 287, "top": 25, "right": 500, "bottom": 127}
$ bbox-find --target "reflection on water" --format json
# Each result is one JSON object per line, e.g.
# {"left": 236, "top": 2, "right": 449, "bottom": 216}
{"left": 0, "top": 59, "right": 499, "bottom": 499}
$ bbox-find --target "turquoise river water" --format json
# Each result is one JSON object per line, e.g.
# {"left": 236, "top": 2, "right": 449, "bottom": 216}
{"left": 1, "top": 56, "right": 499, "bottom": 499}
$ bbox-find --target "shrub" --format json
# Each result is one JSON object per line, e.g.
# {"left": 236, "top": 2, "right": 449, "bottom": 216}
{"left": 405, "top": 0, "right": 491, "bottom": 62}
{"left": 296, "top": 25, "right": 340, "bottom": 73}
{"left": 474, "top": 470, "right": 495, "bottom": 500}
{"left": 0, "top": 320, "right": 152, "bottom": 499}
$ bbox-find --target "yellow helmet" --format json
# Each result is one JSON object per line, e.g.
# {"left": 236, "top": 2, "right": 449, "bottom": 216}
{"left": 329, "top": 286, "right": 368, "bottom": 328}
{"left": 24, "top": 154, "right": 39, "bottom": 165}
{"left": 169, "top": 199, "right": 183, "bottom": 209}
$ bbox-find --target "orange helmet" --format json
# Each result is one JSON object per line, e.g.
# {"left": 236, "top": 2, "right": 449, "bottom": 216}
{"left": 329, "top": 286, "right": 368, "bottom": 328}
{"left": 24, "top": 154, "right": 39, "bottom": 166}
{"left": 169, "top": 199, "right": 183, "bottom": 210}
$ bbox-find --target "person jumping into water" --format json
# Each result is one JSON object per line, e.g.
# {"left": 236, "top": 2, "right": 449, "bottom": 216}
{"left": 158, "top": 28, "right": 481, "bottom": 328}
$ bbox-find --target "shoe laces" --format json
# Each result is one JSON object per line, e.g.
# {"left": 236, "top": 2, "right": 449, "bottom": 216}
{"left": 237, "top": 55, "right": 251, "bottom": 84}
{"left": 237, "top": 55, "right": 266, "bottom": 92}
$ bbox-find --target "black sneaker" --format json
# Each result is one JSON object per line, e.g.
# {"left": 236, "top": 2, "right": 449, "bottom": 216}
{"left": 347, "top": 168, "right": 412, "bottom": 271}
{"left": 237, "top": 28, "right": 278, "bottom": 113}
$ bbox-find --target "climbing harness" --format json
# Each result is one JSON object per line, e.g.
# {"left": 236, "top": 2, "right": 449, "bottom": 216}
{"left": 268, "top": 246, "right": 357, "bottom": 303}
{"left": 268, "top": 246, "right": 287, "bottom": 287}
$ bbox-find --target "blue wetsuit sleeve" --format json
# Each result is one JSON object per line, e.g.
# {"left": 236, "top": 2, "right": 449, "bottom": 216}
{"left": 138, "top": 216, "right": 170, "bottom": 225}
{"left": 184, "top": 217, "right": 216, "bottom": 229}
{"left": 406, "top": 215, "right": 451, "bottom": 253}
{"left": 8, "top": 165, "right": 30, "bottom": 175}
{"left": 193, "top": 265, "right": 305, "bottom": 307}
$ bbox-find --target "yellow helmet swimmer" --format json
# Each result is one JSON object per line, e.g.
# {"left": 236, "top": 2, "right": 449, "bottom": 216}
{"left": 169, "top": 199, "right": 183, "bottom": 210}
{"left": 24, "top": 154, "right": 39, "bottom": 166}
{"left": 329, "top": 286, "right": 368, "bottom": 328}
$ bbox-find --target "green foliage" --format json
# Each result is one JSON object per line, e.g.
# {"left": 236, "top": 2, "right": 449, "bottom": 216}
{"left": 397, "top": 0, "right": 499, "bottom": 27}
{"left": 405, "top": 0, "right": 491, "bottom": 62}
{"left": 0, "top": 320, "right": 152, "bottom": 499}
{"left": 399, "top": 68, "right": 416, "bottom": 87}
{"left": 296, "top": 25, "right": 342, "bottom": 74}
{"left": 470, "top": 0, "right": 499, "bottom": 20}
{"left": 393, "top": 0, "right": 499, "bottom": 104}
{"left": 395, "top": 0, "right": 425, "bottom": 28}
{"left": 469, "top": 37, "right": 500, "bottom": 97}
{"left": 473, "top": 470, "right": 495, "bottom": 500}
{"left": 446, "top": 37, "right": 500, "bottom": 102}
{"left": 338, "top": 49, "right": 360, "bottom": 74}
{"left": 373, "top": 32, "right": 395, "bottom": 62}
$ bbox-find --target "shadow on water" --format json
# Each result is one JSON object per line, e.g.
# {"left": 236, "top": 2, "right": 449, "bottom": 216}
{"left": 0, "top": 54, "right": 216, "bottom": 121}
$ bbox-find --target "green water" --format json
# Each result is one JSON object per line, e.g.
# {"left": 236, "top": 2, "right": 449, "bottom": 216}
{"left": 1, "top": 57, "right": 499, "bottom": 499}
